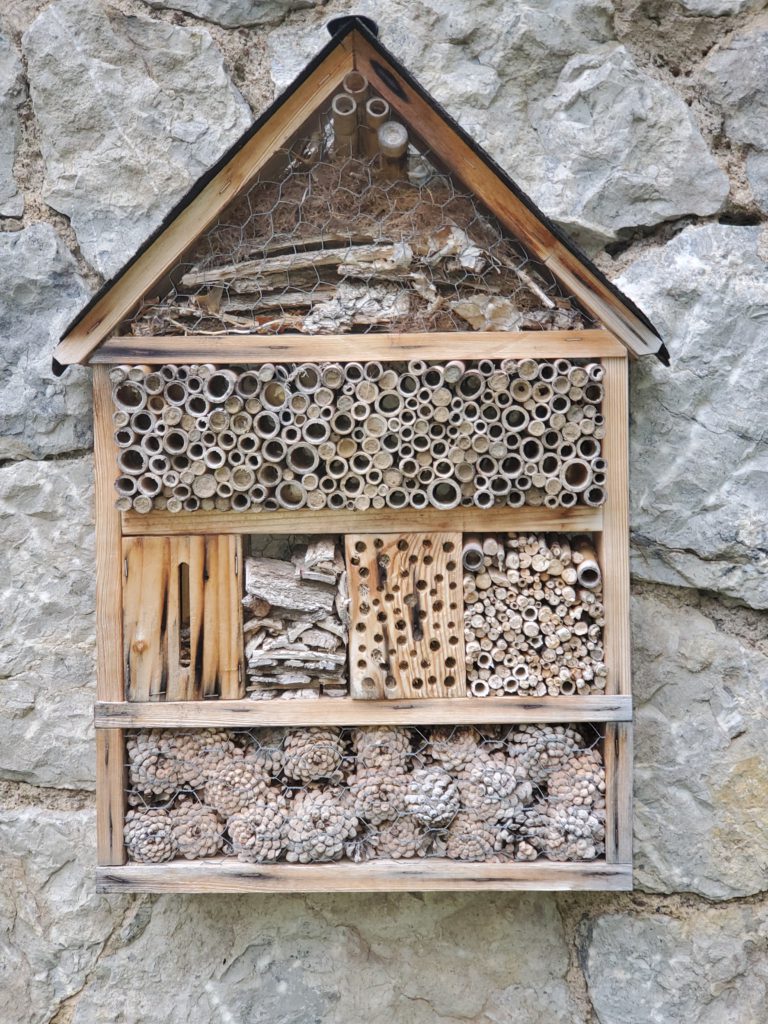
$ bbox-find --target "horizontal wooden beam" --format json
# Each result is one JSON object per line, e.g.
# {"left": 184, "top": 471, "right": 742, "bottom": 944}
{"left": 95, "top": 694, "right": 631, "bottom": 728}
{"left": 90, "top": 329, "right": 625, "bottom": 364}
{"left": 97, "top": 856, "right": 632, "bottom": 893}
{"left": 121, "top": 504, "right": 603, "bottom": 538}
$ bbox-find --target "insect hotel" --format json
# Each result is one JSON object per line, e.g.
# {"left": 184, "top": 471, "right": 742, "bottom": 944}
{"left": 54, "top": 17, "right": 667, "bottom": 893}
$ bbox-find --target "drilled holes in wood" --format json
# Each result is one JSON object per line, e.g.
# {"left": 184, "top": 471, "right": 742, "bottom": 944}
{"left": 346, "top": 532, "right": 466, "bottom": 699}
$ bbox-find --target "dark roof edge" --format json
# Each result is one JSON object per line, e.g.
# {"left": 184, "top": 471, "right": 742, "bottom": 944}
{"left": 56, "top": 14, "right": 667, "bottom": 373}
{"left": 352, "top": 19, "right": 665, "bottom": 361}
{"left": 54, "top": 18, "right": 362, "bottom": 375}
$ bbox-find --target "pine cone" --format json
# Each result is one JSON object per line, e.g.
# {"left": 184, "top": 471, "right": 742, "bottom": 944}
{"left": 241, "top": 728, "right": 285, "bottom": 778}
{"left": 457, "top": 753, "right": 532, "bottom": 823}
{"left": 344, "top": 829, "right": 378, "bottom": 863}
{"left": 349, "top": 768, "right": 408, "bottom": 826}
{"left": 351, "top": 726, "right": 412, "bottom": 771}
{"left": 522, "top": 800, "right": 605, "bottom": 861}
{"left": 373, "top": 817, "right": 431, "bottom": 860}
{"left": 406, "top": 767, "right": 460, "bottom": 827}
{"left": 285, "top": 789, "right": 358, "bottom": 863}
{"left": 173, "top": 729, "right": 237, "bottom": 788}
{"left": 127, "top": 729, "right": 235, "bottom": 797}
{"left": 426, "top": 726, "right": 481, "bottom": 773}
{"left": 282, "top": 727, "right": 344, "bottom": 784}
{"left": 442, "top": 812, "right": 507, "bottom": 861}
{"left": 125, "top": 807, "right": 176, "bottom": 863}
{"left": 506, "top": 725, "right": 586, "bottom": 785}
{"left": 228, "top": 796, "right": 289, "bottom": 863}
{"left": 170, "top": 798, "right": 223, "bottom": 859}
{"left": 547, "top": 752, "right": 606, "bottom": 808}
{"left": 203, "top": 752, "right": 272, "bottom": 817}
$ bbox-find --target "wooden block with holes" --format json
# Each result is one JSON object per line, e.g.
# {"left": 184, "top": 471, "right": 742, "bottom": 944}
{"left": 346, "top": 532, "right": 466, "bottom": 699}
{"left": 122, "top": 534, "right": 244, "bottom": 701}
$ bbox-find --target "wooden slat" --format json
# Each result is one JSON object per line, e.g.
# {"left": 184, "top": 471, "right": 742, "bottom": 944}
{"left": 93, "top": 367, "right": 126, "bottom": 865}
{"left": 122, "top": 504, "right": 603, "bottom": 538}
{"left": 54, "top": 44, "right": 354, "bottom": 366}
{"left": 353, "top": 33, "right": 661, "bottom": 360}
{"left": 346, "top": 532, "right": 466, "bottom": 699}
{"left": 604, "top": 723, "right": 633, "bottom": 864}
{"left": 599, "top": 358, "right": 631, "bottom": 695}
{"left": 90, "top": 330, "right": 625, "bottom": 364}
{"left": 97, "top": 857, "right": 632, "bottom": 893}
{"left": 95, "top": 693, "right": 632, "bottom": 728}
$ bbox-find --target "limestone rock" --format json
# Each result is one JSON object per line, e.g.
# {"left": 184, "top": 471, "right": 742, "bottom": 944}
{"left": 270, "top": 2, "right": 727, "bottom": 246}
{"left": 72, "top": 893, "right": 582, "bottom": 1023}
{"left": 0, "top": 224, "right": 92, "bottom": 460}
{"left": 617, "top": 224, "right": 768, "bottom": 609}
{"left": 0, "top": 807, "right": 126, "bottom": 1024}
{"left": 584, "top": 905, "right": 768, "bottom": 1024}
{"left": 0, "top": 457, "right": 96, "bottom": 791}
{"left": 141, "top": 0, "right": 318, "bottom": 28}
{"left": 633, "top": 589, "right": 768, "bottom": 899}
{"left": 23, "top": 0, "right": 252, "bottom": 277}
{"left": 700, "top": 22, "right": 768, "bottom": 211}
{"left": 0, "top": 34, "right": 25, "bottom": 217}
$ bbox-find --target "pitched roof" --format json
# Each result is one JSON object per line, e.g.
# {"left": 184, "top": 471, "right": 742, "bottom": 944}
{"left": 53, "top": 15, "right": 667, "bottom": 373}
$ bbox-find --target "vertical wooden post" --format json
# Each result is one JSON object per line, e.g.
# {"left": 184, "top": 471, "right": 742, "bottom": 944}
{"left": 598, "top": 356, "right": 632, "bottom": 867}
{"left": 93, "top": 366, "right": 127, "bottom": 865}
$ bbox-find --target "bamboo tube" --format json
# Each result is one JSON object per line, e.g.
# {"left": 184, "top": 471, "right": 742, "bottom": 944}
{"left": 332, "top": 92, "right": 358, "bottom": 156}
{"left": 362, "top": 95, "right": 389, "bottom": 157}
{"left": 113, "top": 381, "right": 147, "bottom": 412}
{"left": 378, "top": 121, "right": 409, "bottom": 180}
{"left": 275, "top": 480, "right": 307, "bottom": 509}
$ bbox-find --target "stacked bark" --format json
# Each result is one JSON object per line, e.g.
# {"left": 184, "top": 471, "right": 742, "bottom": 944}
{"left": 243, "top": 538, "right": 349, "bottom": 699}
{"left": 124, "top": 724, "right": 605, "bottom": 865}
{"left": 463, "top": 533, "right": 606, "bottom": 697}
{"left": 109, "top": 358, "right": 606, "bottom": 513}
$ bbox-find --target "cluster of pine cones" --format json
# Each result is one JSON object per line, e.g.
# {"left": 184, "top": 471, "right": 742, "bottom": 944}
{"left": 124, "top": 724, "right": 605, "bottom": 865}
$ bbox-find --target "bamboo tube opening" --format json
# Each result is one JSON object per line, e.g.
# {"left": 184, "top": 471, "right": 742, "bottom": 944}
{"left": 113, "top": 381, "right": 147, "bottom": 411}
{"left": 114, "top": 475, "right": 137, "bottom": 496}
{"left": 117, "top": 448, "right": 147, "bottom": 475}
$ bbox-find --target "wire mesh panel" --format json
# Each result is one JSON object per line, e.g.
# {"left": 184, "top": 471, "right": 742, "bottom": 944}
{"left": 124, "top": 723, "right": 606, "bottom": 866}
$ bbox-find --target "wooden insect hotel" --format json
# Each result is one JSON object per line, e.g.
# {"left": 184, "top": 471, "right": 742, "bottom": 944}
{"left": 54, "top": 16, "right": 667, "bottom": 893}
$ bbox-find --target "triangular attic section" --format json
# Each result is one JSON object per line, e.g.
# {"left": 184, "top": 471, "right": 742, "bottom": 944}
{"left": 126, "top": 91, "right": 596, "bottom": 340}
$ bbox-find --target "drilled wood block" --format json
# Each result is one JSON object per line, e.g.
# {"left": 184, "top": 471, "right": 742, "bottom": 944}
{"left": 122, "top": 534, "right": 243, "bottom": 701}
{"left": 346, "top": 532, "right": 465, "bottom": 700}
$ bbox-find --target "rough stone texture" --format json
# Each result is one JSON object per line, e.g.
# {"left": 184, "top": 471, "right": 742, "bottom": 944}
{"left": 0, "top": 806, "right": 127, "bottom": 1024}
{"left": 700, "top": 21, "right": 768, "bottom": 211}
{"left": 0, "top": 224, "right": 92, "bottom": 460}
{"left": 72, "top": 893, "right": 581, "bottom": 1024}
{"left": 618, "top": 224, "right": 768, "bottom": 609}
{"left": 23, "top": 0, "right": 253, "bottom": 277}
{"left": 633, "top": 588, "right": 768, "bottom": 899}
{"left": 0, "top": 456, "right": 96, "bottom": 791}
{"left": 269, "top": 2, "right": 728, "bottom": 247}
{"left": 141, "top": 0, "right": 318, "bottom": 28}
{"left": 0, "top": 34, "right": 25, "bottom": 218}
{"left": 584, "top": 906, "right": 768, "bottom": 1024}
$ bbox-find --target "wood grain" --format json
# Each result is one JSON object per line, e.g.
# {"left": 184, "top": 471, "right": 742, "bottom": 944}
{"left": 122, "top": 504, "right": 603, "bottom": 538}
{"left": 353, "top": 33, "right": 660, "bottom": 360}
{"left": 95, "top": 694, "right": 632, "bottom": 728}
{"left": 122, "top": 535, "right": 243, "bottom": 700}
{"left": 90, "top": 329, "right": 626, "bottom": 364}
{"left": 346, "top": 532, "right": 465, "bottom": 699}
{"left": 96, "top": 857, "right": 632, "bottom": 893}
{"left": 54, "top": 43, "right": 354, "bottom": 366}
{"left": 604, "top": 722, "right": 633, "bottom": 864}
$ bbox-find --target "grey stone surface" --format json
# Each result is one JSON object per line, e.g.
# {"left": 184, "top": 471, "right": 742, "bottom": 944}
{"left": 584, "top": 905, "right": 768, "bottom": 1024}
{"left": 0, "top": 34, "right": 25, "bottom": 217}
{"left": 632, "top": 589, "right": 768, "bottom": 899}
{"left": 617, "top": 224, "right": 768, "bottom": 609}
{"left": 72, "top": 892, "right": 581, "bottom": 1024}
{"left": 141, "top": 0, "right": 318, "bottom": 28}
{"left": 0, "top": 456, "right": 96, "bottom": 791}
{"left": 0, "top": 807, "right": 126, "bottom": 1024}
{"left": 269, "top": 2, "right": 728, "bottom": 246}
{"left": 677, "top": 0, "right": 759, "bottom": 13}
{"left": 700, "top": 21, "right": 768, "bottom": 211}
{"left": 23, "top": 0, "right": 252, "bottom": 277}
{"left": 0, "top": 224, "right": 92, "bottom": 460}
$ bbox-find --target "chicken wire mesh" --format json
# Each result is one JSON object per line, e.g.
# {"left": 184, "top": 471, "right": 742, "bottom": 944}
{"left": 127, "top": 94, "right": 596, "bottom": 338}
{"left": 124, "top": 723, "right": 606, "bottom": 865}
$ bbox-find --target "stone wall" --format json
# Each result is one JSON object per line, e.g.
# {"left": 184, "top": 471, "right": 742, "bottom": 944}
{"left": 1, "top": 1, "right": 766, "bottom": 1021}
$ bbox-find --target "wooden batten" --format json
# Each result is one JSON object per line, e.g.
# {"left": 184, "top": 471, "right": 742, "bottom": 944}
{"left": 89, "top": 330, "right": 626, "bottom": 365}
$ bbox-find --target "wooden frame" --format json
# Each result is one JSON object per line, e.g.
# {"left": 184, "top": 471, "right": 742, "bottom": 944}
{"left": 91, "top": 349, "right": 633, "bottom": 893}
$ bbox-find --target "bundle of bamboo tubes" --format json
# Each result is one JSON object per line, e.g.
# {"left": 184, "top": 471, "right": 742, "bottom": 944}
{"left": 109, "top": 359, "right": 606, "bottom": 513}
{"left": 462, "top": 533, "right": 606, "bottom": 697}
